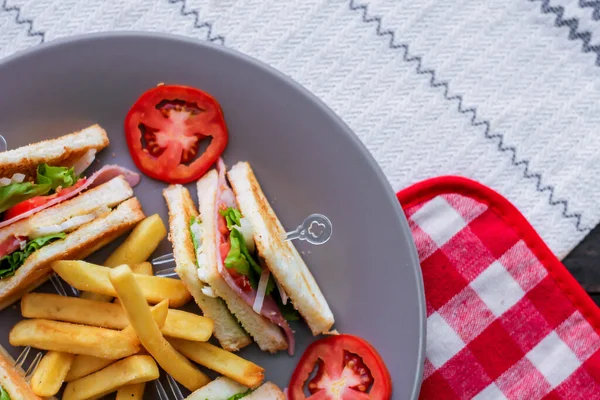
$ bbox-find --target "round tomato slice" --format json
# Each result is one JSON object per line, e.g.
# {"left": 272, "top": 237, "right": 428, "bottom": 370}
{"left": 289, "top": 335, "right": 392, "bottom": 400}
{"left": 125, "top": 84, "right": 229, "bottom": 184}
{"left": 3, "top": 179, "right": 87, "bottom": 221}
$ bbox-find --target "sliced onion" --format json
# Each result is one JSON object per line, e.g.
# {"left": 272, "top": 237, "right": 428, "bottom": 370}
{"left": 72, "top": 149, "right": 97, "bottom": 176}
{"left": 201, "top": 286, "right": 217, "bottom": 298}
{"left": 11, "top": 173, "right": 25, "bottom": 183}
{"left": 253, "top": 269, "right": 270, "bottom": 314}
{"left": 220, "top": 188, "right": 236, "bottom": 209}
{"left": 0, "top": 178, "right": 11, "bottom": 187}
{"left": 59, "top": 214, "right": 95, "bottom": 232}
{"left": 29, "top": 213, "right": 95, "bottom": 238}
{"left": 18, "top": 238, "right": 27, "bottom": 250}
{"left": 238, "top": 217, "right": 255, "bottom": 253}
{"left": 275, "top": 278, "right": 289, "bottom": 305}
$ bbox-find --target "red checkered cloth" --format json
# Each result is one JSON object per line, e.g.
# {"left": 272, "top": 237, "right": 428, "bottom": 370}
{"left": 397, "top": 177, "right": 600, "bottom": 400}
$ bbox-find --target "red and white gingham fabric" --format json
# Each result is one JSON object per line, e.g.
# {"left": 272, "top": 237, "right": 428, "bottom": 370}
{"left": 398, "top": 177, "right": 600, "bottom": 400}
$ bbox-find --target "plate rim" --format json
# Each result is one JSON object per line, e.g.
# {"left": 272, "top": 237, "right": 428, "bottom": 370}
{"left": 0, "top": 31, "right": 426, "bottom": 399}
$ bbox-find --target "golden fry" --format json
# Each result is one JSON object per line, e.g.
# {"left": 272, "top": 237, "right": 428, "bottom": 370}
{"left": 65, "top": 355, "right": 114, "bottom": 382}
{"left": 9, "top": 319, "right": 139, "bottom": 359}
{"left": 82, "top": 214, "right": 166, "bottom": 301}
{"left": 52, "top": 260, "right": 191, "bottom": 307}
{"left": 109, "top": 264, "right": 210, "bottom": 391}
{"left": 104, "top": 214, "right": 166, "bottom": 267}
{"left": 115, "top": 262, "right": 154, "bottom": 305}
{"left": 121, "top": 300, "right": 169, "bottom": 344}
{"left": 30, "top": 351, "right": 74, "bottom": 397}
{"left": 116, "top": 383, "right": 146, "bottom": 400}
{"left": 170, "top": 338, "right": 264, "bottom": 388}
{"left": 63, "top": 355, "right": 159, "bottom": 400}
{"left": 22, "top": 293, "right": 211, "bottom": 341}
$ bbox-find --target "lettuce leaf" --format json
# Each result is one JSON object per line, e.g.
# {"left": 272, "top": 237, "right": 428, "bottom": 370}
{"left": 226, "top": 389, "right": 253, "bottom": 400}
{"left": 0, "top": 386, "right": 10, "bottom": 400}
{"left": 190, "top": 216, "right": 200, "bottom": 250}
{"left": 219, "top": 207, "right": 242, "bottom": 230}
{"left": 0, "top": 232, "right": 66, "bottom": 279}
{"left": 0, "top": 164, "right": 78, "bottom": 213}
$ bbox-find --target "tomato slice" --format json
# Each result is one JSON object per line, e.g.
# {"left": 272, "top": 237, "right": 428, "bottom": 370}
{"left": 125, "top": 84, "right": 229, "bottom": 184}
{"left": 3, "top": 179, "right": 87, "bottom": 221}
{"left": 289, "top": 335, "right": 392, "bottom": 400}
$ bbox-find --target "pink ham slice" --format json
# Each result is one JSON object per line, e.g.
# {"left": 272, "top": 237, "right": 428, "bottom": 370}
{"left": 215, "top": 159, "right": 295, "bottom": 355}
{"left": 0, "top": 235, "right": 25, "bottom": 259}
{"left": 0, "top": 165, "right": 140, "bottom": 230}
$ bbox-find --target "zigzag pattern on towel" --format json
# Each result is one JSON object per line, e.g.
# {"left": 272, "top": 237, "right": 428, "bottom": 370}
{"left": 349, "top": 0, "right": 589, "bottom": 232}
{"left": 0, "top": 0, "right": 44, "bottom": 43}
{"left": 532, "top": 0, "right": 600, "bottom": 66}
{"left": 167, "top": 0, "right": 224, "bottom": 45}
{"left": 580, "top": 0, "right": 600, "bottom": 21}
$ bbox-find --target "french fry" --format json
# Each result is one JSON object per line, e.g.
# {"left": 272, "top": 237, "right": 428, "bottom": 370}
{"left": 82, "top": 214, "right": 166, "bottom": 301}
{"left": 114, "top": 261, "right": 154, "bottom": 305}
{"left": 21, "top": 293, "right": 129, "bottom": 328}
{"left": 163, "top": 309, "right": 213, "bottom": 342}
{"left": 121, "top": 300, "right": 169, "bottom": 344}
{"left": 52, "top": 260, "right": 191, "bottom": 307}
{"left": 170, "top": 338, "right": 264, "bottom": 388}
{"left": 9, "top": 319, "right": 140, "bottom": 359}
{"left": 30, "top": 351, "right": 74, "bottom": 397}
{"left": 63, "top": 355, "right": 159, "bottom": 400}
{"left": 63, "top": 300, "right": 168, "bottom": 382}
{"left": 65, "top": 355, "right": 114, "bottom": 382}
{"left": 22, "top": 293, "right": 212, "bottom": 341}
{"left": 116, "top": 383, "right": 145, "bottom": 400}
{"left": 104, "top": 214, "right": 166, "bottom": 267}
{"left": 109, "top": 264, "right": 210, "bottom": 391}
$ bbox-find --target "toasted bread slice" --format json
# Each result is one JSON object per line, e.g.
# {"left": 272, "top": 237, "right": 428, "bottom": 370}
{"left": 186, "top": 377, "right": 284, "bottom": 400}
{"left": 0, "top": 176, "right": 133, "bottom": 244}
{"left": 0, "top": 197, "right": 145, "bottom": 310}
{"left": 228, "top": 162, "right": 335, "bottom": 335}
{"left": 196, "top": 171, "right": 288, "bottom": 353}
{"left": 163, "top": 184, "right": 252, "bottom": 352}
{"left": 186, "top": 376, "right": 248, "bottom": 400}
{"left": 0, "top": 345, "right": 42, "bottom": 400}
{"left": 245, "top": 382, "right": 285, "bottom": 400}
{"left": 0, "top": 124, "right": 109, "bottom": 180}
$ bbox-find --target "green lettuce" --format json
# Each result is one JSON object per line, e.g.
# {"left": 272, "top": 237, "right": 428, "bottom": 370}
{"left": 0, "top": 386, "right": 10, "bottom": 400}
{"left": 220, "top": 207, "right": 242, "bottom": 230}
{"left": 0, "top": 164, "right": 78, "bottom": 213}
{"left": 227, "top": 389, "right": 253, "bottom": 400}
{"left": 190, "top": 216, "right": 201, "bottom": 250}
{"left": 0, "top": 233, "right": 66, "bottom": 279}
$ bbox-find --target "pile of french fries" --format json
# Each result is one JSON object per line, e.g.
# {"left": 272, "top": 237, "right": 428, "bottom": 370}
{"left": 8, "top": 215, "right": 265, "bottom": 400}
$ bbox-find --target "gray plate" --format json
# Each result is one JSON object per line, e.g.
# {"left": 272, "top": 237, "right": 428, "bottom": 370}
{"left": 0, "top": 32, "right": 425, "bottom": 399}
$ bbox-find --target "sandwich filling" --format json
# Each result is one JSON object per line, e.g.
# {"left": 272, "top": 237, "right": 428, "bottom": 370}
{"left": 0, "top": 385, "right": 9, "bottom": 400}
{"left": 215, "top": 161, "right": 296, "bottom": 354}
{"left": 0, "top": 165, "right": 140, "bottom": 279}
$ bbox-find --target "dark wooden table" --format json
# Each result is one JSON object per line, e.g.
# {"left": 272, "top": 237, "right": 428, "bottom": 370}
{"left": 564, "top": 224, "right": 600, "bottom": 304}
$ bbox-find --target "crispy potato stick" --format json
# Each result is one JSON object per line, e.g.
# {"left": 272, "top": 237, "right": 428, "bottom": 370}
{"left": 163, "top": 309, "right": 213, "bottom": 342}
{"left": 116, "top": 383, "right": 145, "bottom": 400}
{"left": 63, "top": 355, "right": 159, "bottom": 400}
{"left": 170, "top": 339, "right": 264, "bottom": 388}
{"left": 122, "top": 300, "right": 169, "bottom": 343}
{"left": 109, "top": 264, "right": 210, "bottom": 391}
{"left": 22, "top": 293, "right": 211, "bottom": 341}
{"left": 9, "top": 319, "right": 140, "bottom": 359}
{"left": 82, "top": 214, "right": 166, "bottom": 301}
{"left": 63, "top": 301, "right": 168, "bottom": 382}
{"left": 30, "top": 351, "right": 74, "bottom": 397}
{"left": 65, "top": 355, "right": 114, "bottom": 382}
{"left": 52, "top": 260, "right": 191, "bottom": 307}
{"left": 115, "top": 262, "right": 154, "bottom": 305}
{"left": 21, "top": 293, "right": 129, "bottom": 328}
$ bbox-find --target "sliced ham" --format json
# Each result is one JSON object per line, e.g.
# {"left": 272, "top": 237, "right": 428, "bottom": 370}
{"left": 0, "top": 165, "right": 140, "bottom": 229}
{"left": 0, "top": 235, "right": 25, "bottom": 259}
{"left": 215, "top": 159, "right": 295, "bottom": 355}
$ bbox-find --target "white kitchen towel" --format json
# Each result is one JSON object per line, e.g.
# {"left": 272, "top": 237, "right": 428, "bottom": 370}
{"left": 0, "top": 0, "right": 598, "bottom": 259}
